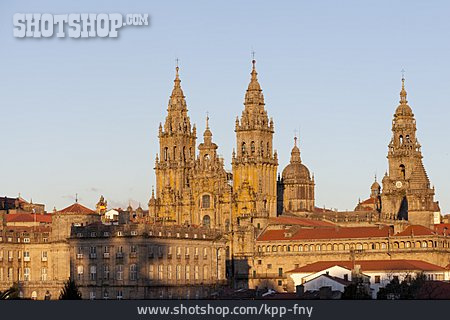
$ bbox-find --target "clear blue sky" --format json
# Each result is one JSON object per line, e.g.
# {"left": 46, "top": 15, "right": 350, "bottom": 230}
{"left": 1, "top": 0, "right": 449, "bottom": 214}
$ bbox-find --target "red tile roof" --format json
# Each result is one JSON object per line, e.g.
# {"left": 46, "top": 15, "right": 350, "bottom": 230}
{"left": 2, "top": 226, "right": 51, "bottom": 233}
{"left": 6, "top": 213, "right": 52, "bottom": 223}
{"left": 257, "top": 225, "right": 391, "bottom": 241}
{"left": 394, "top": 225, "right": 435, "bottom": 237}
{"left": 287, "top": 259, "right": 446, "bottom": 273}
{"left": 434, "top": 223, "right": 450, "bottom": 235}
{"left": 57, "top": 203, "right": 97, "bottom": 215}
{"left": 268, "top": 216, "right": 335, "bottom": 227}
{"left": 360, "top": 198, "right": 376, "bottom": 205}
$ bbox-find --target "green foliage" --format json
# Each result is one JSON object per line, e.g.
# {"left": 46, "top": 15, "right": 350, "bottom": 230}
{"left": 59, "top": 278, "right": 82, "bottom": 300}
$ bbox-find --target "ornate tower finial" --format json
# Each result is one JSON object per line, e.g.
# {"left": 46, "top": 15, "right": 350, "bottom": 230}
{"left": 75, "top": 193, "right": 78, "bottom": 203}
{"left": 400, "top": 70, "right": 407, "bottom": 104}
{"left": 206, "top": 111, "right": 209, "bottom": 130}
{"left": 294, "top": 135, "right": 298, "bottom": 147}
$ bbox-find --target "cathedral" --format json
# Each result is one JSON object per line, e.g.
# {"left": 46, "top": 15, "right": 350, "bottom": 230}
{"left": 1, "top": 59, "right": 447, "bottom": 299}
{"left": 146, "top": 60, "right": 440, "bottom": 230}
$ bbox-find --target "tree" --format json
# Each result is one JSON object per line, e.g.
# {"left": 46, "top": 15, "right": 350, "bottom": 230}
{"left": 377, "top": 273, "right": 428, "bottom": 299}
{"left": 59, "top": 278, "right": 82, "bottom": 300}
{"left": 342, "top": 276, "right": 371, "bottom": 300}
{"left": 0, "top": 283, "right": 20, "bottom": 300}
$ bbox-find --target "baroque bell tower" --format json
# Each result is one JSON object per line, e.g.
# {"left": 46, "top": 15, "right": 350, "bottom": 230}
{"left": 232, "top": 59, "right": 278, "bottom": 219}
{"left": 154, "top": 65, "right": 197, "bottom": 223}
{"left": 381, "top": 77, "right": 439, "bottom": 227}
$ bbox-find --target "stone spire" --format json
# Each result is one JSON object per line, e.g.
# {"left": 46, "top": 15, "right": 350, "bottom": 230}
{"left": 203, "top": 114, "right": 212, "bottom": 144}
{"left": 243, "top": 59, "right": 265, "bottom": 116}
{"left": 290, "top": 136, "right": 301, "bottom": 163}
{"left": 399, "top": 76, "right": 407, "bottom": 104}
{"left": 163, "top": 65, "right": 193, "bottom": 135}
{"left": 168, "top": 66, "right": 186, "bottom": 111}
{"left": 395, "top": 76, "right": 413, "bottom": 117}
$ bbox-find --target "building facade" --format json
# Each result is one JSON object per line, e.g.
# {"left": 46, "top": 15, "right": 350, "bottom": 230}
{"left": 1, "top": 62, "right": 449, "bottom": 299}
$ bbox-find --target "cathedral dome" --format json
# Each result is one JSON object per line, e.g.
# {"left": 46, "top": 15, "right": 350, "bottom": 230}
{"left": 282, "top": 137, "right": 311, "bottom": 182}
{"left": 395, "top": 77, "right": 413, "bottom": 116}
{"left": 371, "top": 180, "right": 380, "bottom": 191}
{"left": 282, "top": 162, "right": 311, "bottom": 182}
{"left": 395, "top": 104, "right": 413, "bottom": 117}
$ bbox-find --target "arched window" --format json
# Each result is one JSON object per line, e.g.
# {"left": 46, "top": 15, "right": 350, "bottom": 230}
{"left": 400, "top": 164, "right": 406, "bottom": 179}
{"left": 204, "top": 154, "right": 210, "bottom": 161}
{"left": 164, "top": 147, "right": 168, "bottom": 161}
{"left": 202, "top": 215, "right": 211, "bottom": 228}
{"left": 202, "top": 195, "right": 211, "bottom": 209}
{"left": 173, "top": 146, "right": 177, "bottom": 160}
{"left": 251, "top": 141, "right": 255, "bottom": 154}
{"left": 399, "top": 135, "right": 403, "bottom": 145}
{"left": 241, "top": 142, "right": 246, "bottom": 154}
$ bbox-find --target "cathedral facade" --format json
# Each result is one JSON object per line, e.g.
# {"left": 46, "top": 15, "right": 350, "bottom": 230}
{"left": 1, "top": 60, "right": 448, "bottom": 299}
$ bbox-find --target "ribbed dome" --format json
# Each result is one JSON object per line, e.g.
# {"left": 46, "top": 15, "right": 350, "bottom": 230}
{"left": 395, "top": 104, "right": 413, "bottom": 116}
{"left": 395, "top": 77, "right": 413, "bottom": 116}
{"left": 282, "top": 137, "right": 311, "bottom": 181}
{"left": 282, "top": 162, "right": 311, "bottom": 181}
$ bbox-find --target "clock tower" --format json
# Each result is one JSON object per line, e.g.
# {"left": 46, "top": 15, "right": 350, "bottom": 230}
{"left": 381, "top": 77, "right": 440, "bottom": 227}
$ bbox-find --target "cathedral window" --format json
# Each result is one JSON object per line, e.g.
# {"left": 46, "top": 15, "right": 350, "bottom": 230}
{"left": 164, "top": 147, "right": 168, "bottom": 161}
{"left": 202, "top": 215, "right": 211, "bottom": 228}
{"left": 241, "top": 142, "right": 246, "bottom": 154}
{"left": 251, "top": 141, "right": 255, "bottom": 154}
{"left": 202, "top": 195, "right": 211, "bottom": 209}
{"left": 399, "top": 164, "right": 406, "bottom": 179}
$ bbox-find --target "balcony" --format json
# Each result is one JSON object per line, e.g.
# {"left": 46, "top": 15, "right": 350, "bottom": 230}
{"left": 185, "top": 254, "right": 190, "bottom": 260}
{"left": 76, "top": 254, "right": 83, "bottom": 259}
{"left": 116, "top": 252, "right": 124, "bottom": 259}
{"left": 203, "top": 255, "right": 208, "bottom": 260}
{"left": 176, "top": 254, "right": 181, "bottom": 260}
{"left": 148, "top": 253, "right": 154, "bottom": 259}
{"left": 130, "top": 252, "right": 137, "bottom": 258}
{"left": 24, "top": 257, "right": 30, "bottom": 262}
{"left": 41, "top": 257, "right": 48, "bottom": 262}
{"left": 157, "top": 253, "right": 163, "bottom": 259}
{"left": 89, "top": 253, "right": 97, "bottom": 259}
{"left": 103, "top": 252, "right": 110, "bottom": 259}
{"left": 194, "top": 255, "right": 199, "bottom": 260}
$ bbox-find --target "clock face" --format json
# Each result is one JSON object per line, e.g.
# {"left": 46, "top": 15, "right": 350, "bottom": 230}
{"left": 395, "top": 181, "right": 403, "bottom": 188}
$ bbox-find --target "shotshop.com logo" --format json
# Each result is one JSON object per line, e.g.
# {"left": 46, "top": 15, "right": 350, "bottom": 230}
{"left": 13, "top": 13, "right": 149, "bottom": 38}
